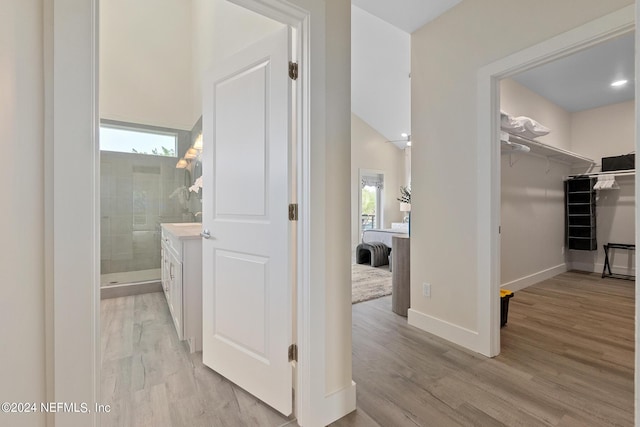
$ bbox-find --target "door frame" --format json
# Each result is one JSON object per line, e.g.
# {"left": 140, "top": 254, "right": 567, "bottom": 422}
{"left": 227, "top": 1, "right": 313, "bottom": 421}
{"left": 476, "top": 5, "right": 635, "bottom": 358}
{"left": 49, "top": 0, "right": 338, "bottom": 426}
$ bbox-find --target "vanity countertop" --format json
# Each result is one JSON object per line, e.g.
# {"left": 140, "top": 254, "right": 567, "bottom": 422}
{"left": 161, "top": 223, "right": 202, "bottom": 239}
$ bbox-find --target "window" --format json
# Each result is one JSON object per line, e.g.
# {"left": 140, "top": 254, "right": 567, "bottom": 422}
{"left": 100, "top": 125, "right": 177, "bottom": 157}
{"left": 361, "top": 172, "right": 384, "bottom": 231}
{"left": 361, "top": 185, "right": 378, "bottom": 230}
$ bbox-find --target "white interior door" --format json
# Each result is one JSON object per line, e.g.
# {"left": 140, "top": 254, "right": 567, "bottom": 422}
{"left": 201, "top": 28, "right": 293, "bottom": 416}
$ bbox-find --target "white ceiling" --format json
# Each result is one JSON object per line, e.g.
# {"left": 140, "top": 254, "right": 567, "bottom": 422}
{"left": 352, "top": 6, "right": 411, "bottom": 149}
{"left": 512, "top": 32, "right": 635, "bottom": 113}
{"left": 351, "top": 0, "right": 461, "bottom": 149}
{"left": 351, "top": 0, "right": 462, "bottom": 33}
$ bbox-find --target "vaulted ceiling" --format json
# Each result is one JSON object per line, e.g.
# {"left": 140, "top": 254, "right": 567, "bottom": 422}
{"left": 351, "top": 0, "right": 462, "bottom": 149}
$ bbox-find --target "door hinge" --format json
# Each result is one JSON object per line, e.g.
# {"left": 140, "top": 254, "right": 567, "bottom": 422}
{"left": 288, "top": 344, "right": 298, "bottom": 362}
{"left": 288, "top": 203, "right": 298, "bottom": 221}
{"left": 288, "top": 61, "right": 298, "bottom": 80}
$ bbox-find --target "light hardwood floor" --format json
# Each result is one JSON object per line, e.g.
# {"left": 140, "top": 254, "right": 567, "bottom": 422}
{"left": 100, "top": 292, "right": 295, "bottom": 427}
{"left": 101, "top": 271, "right": 634, "bottom": 426}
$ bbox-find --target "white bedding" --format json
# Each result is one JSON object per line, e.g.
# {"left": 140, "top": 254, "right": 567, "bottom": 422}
{"left": 362, "top": 228, "right": 408, "bottom": 248}
{"left": 500, "top": 110, "right": 550, "bottom": 139}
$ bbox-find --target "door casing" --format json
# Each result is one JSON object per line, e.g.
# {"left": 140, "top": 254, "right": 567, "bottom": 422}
{"left": 476, "top": 6, "right": 635, "bottom": 359}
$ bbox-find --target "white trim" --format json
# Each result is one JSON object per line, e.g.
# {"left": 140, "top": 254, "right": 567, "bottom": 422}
{"left": 43, "top": 0, "right": 55, "bottom": 424}
{"left": 407, "top": 309, "right": 482, "bottom": 354}
{"left": 635, "top": 7, "right": 640, "bottom": 426}
{"left": 322, "top": 381, "right": 357, "bottom": 426}
{"left": 570, "top": 261, "right": 636, "bottom": 276}
{"left": 477, "top": 5, "right": 635, "bottom": 359}
{"left": 500, "top": 264, "right": 568, "bottom": 292}
{"left": 51, "top": 0, "right": 100, "bottom": 425}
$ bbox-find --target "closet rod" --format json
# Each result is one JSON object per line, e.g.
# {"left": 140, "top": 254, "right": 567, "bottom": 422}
{"left": 567, "top": 169, "right": 635, "bottom": 179}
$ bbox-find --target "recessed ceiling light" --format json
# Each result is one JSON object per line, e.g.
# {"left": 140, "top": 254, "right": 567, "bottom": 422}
{"left": 401, "top": 133, "right": 408, "bottom": 138}
{"left": 611, "top": 79, "right": 628, "bottom": 87}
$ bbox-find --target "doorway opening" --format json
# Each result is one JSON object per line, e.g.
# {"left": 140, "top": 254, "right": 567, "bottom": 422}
{"left": 98, "top": 1, "right": 302, "bottom": 424}
{"left": 477, "top": 6, "right": 635, "bottom": 359}
{"left": 497, "top": 31, "right": 636, "bottom": 376}
{"left": 350, "top": 3, "right": 411, "bottom": 308}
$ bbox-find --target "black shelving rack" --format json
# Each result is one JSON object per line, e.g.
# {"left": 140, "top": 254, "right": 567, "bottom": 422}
{"left": 564, "top": 177, "right": 597, "bottom": 251}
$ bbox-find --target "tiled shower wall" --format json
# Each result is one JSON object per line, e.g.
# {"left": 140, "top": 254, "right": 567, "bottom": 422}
{"left": 100, "top": 121, "right": 199, "bottom": 275}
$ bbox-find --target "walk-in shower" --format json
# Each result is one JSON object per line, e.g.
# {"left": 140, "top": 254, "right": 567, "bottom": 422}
{"left": 99, "top": 120, "right": 202, "bottom": 294}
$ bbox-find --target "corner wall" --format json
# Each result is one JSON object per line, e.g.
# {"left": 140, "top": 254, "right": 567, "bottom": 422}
{"left": 410, "top": 0, "right": 633, "bottom": 341}
{"left": 500, "top": 79, "right": 572, "bottom": 151}
{"left": 0, "top": 2, "right": 46, "bottom": 426}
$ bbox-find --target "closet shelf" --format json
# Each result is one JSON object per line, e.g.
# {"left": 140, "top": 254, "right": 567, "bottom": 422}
{"left": 501, "top": 134, "right": 595, "bottom": 167}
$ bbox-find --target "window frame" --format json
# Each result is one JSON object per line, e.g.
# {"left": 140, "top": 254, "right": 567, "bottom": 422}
{"left": 99, "top": 122, "right": 179, "bottom": 158}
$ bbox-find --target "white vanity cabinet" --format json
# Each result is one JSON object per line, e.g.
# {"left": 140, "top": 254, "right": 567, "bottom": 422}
{"left": 160, "top": 223, "right": 202, "bottom": 353}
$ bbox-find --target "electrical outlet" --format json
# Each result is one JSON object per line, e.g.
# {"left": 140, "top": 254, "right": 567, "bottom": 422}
{"left": 423, "top": 282, "right": 431, "bottom": 298}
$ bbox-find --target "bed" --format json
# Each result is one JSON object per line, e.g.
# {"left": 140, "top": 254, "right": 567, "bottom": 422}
{"left": 362, "top": 227, "right": 408, "bottom": 248}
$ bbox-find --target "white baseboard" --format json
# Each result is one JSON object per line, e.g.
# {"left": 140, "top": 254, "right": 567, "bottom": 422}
{"left": 500, "top": 264, "right": 567, "bottom": 292}
{"left": 569, "top": 261, "right": 635, "bottom": 276}
{"left": 323, "top": 381, "right": 356, "bottom": 426}
{"left": 407, "top": 309, "right": 482, "bottom": 354}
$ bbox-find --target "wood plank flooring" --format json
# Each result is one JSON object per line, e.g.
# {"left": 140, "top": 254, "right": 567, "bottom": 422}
{"left": 100, "top": 292, "right": 294, "bottom": 427}
{"left": 337, "top": 271, "right": 634, "bottom": 427}
{"left": 101, "top": 271, "right": 634, "bottom": 426}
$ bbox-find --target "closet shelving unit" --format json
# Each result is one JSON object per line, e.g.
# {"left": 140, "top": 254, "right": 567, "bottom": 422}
{"left": 564, "top": 177, "right": 597, "bottom": 251}
{"left": 501, "top": 134, "right": 596, "bottom": 168}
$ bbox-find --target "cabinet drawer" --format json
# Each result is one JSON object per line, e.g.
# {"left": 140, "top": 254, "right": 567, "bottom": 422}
{"left": 161, "top": 230, "right": 182, "bottom": 259}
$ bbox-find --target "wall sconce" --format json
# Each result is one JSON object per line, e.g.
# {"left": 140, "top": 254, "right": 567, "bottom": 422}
{"left": 185, "top": 148, "right": 198, "bottom": 159}
{"left": 193, "top": 133, "right": 203, "bottom": 151}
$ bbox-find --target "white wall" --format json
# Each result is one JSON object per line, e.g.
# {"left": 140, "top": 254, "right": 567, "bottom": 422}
{"left": 100, "top": 0, "right": 193, "bottom": 130}
{"left": 501, "top": 156, "right": 570, "bottom": 288}
{"left": 191, "top": 0, "right": 284, "bottom": 121}
{"left": 351, "top": 113, "right": 406, "bottom": 250}
{"left": 571, "top": 100, "right": 635, "bottom": 167}
{"left": 500, "top": 78, "right": 635, "bottom": 282}
{"left": 500, "top": 79, "right": 571, "bottom": 289}
{"left": 0, "top": 1, "right": 46, "bottom": 426}
{"left": 410, "top": 0, "right": 633, "bottom": 335}
{"left": 321, "top": 0, "right": 353, "bottom": 409}
{"left": 500, "top": 78, "right": 572, "bottom": 151}
{"left": 570, "top": 100, "right": 636, "bottom": 274}
{"left": 351, "top": 5, "right": 411, "bottom": 142}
